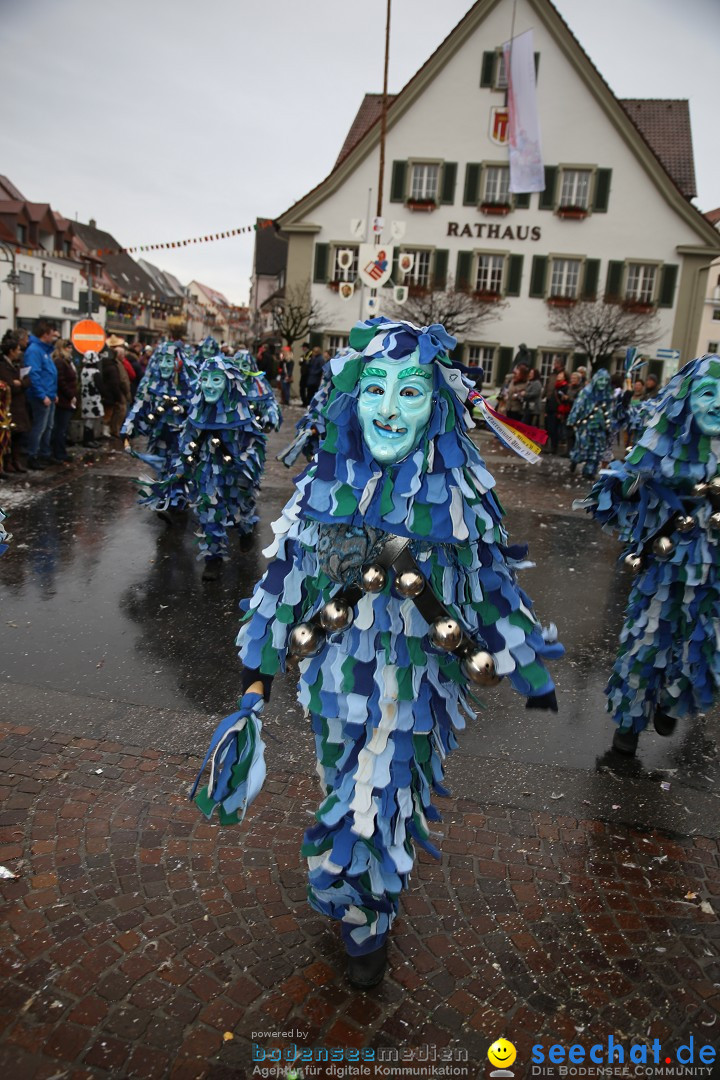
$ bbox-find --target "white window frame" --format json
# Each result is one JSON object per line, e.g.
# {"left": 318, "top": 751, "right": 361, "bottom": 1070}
{"left": 538, "top": 349, "right": 572, "bottom": 382}
{"left": 625, "top": 263, "right": 658, "bottom": 304}
{"left": 559, "top": 168, "right": 592, "bottom": 209}
{"left": 409, "top": 162, "right": 440, "bottom": 202}
{"left": 482, "top": 165, "right": 510, "bottom": 206}
{"left": 466, "top": 343, "right": 497, "bottom": 385}
{"left": 549, "top": 257, "right": 582, "bottom": 299}
{"left": 332, "top": 245, "right": 359, "bottom": 283}
{"left": 401, "top": 248, "right": 433, "bottom": 288}
{"left": 326, "top": 334, "right": 349, "bottom": 354}
{"left": 475, "top": 253, "right": 505, "bottom": 295}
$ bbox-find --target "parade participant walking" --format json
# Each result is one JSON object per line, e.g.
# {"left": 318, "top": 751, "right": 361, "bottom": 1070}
{"left": 192, "top": 317, "right": 562, "bottom": 988}
{"left": 122, "top": 341, "right": 192, "bottom": 473}
{"left": 578, "top": 354, "right": 720, "bottom": 755}
{"left": 78, "top": 351, "right": 104, "bottom": 447}
{"left": 567, "top": 368, "right": 614, "bottom": 478}
{"left": 24, "top": 318, "right": 59, "bottom": 469}
{"left": 140, "top": 347, "right": 281, "bottom": 580}
{"left": 277, "top": 364, "right": 333, "bottom": 468}
{"left": 50, "top": 339, "right": 78, "bottom": 464}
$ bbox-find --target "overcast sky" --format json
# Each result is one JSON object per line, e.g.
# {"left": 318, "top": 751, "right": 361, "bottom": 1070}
{"left": 1, "top": 0, "right": 717, "bottom": 305}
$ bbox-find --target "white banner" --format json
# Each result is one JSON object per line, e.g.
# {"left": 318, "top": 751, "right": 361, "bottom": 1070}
{"left": 357, "top": 244, "right": 394, "bottom": 288}
{"left": 503, "top": 30, "right": 544, "bottom": 193}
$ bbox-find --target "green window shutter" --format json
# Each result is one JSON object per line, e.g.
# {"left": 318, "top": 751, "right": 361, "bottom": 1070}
{"left": 456, "top": 250, "right": 473, "bottom": 290}
{"left": 390, "top": 161, "right": 407, "bottom": 203}
{"left": 658, "top": 263, "right": 679, "bottom": 308}
{"left": 505, "top": 254, "right": 524, "bottom": 297}
{"left": 592, "top": 168, "right": 612, "bottom": 213}
{"left": 605, "top": 260, "right": 624, "bottom": 301}
{"left": 480, "top": 52, "right": 496, "bottom": 87}
{"left": 433, "top": 249, "right": 449, "bottom": 289}
{"left": 538, "top": 166, "right": 557, "bottom": 210}
{"left": 463, "top": 163, "right": 481, "bottom": 206}
{"left": 313, "top": 242, "right": 329, "bottom": 284}
{"left": 497, "top": 346, "right": 514, "bottom": 384}
{"left": 514, "top": 192, "right": 531, "bottom": 209}
{"left": 440, "top": 163, "right": 457, "bottom": 205}
{"left": 582, "top": 259, "right": 600, "bottom": 300}
{"left": 529, "top": 255, "right": 548, "bottom": 298}
{"left": 309, "top": 331, "right": 323, "bottom": 349}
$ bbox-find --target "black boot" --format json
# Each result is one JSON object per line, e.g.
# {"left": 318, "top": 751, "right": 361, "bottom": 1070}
{"left": 202, "top": 557, "right": 222, "bottom": 582}
{"left": 612, "top": 728, "right": 639, "bottom": 755}
{"left": 346, "top": 941, "right": 388, "bottom": 990}
{"left": 27, "top": 457, "right": 46, "bottom": 471}
{"left": 653, "top": 710, "right": 677, "bottom": 737}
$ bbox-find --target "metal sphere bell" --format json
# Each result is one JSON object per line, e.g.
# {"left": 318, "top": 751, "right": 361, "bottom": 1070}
{"left": 693, "top": 481, "right": 709, "bottom": 497}
{"left": 429, "top": 617, "right": 463, "bottom": 651}
{"left": 147, "top": 413, "right": 156, "bottom": 422}
{"left": 624, "top": 552, "right": 643, "bottom": 573}
{"left": 675, "top": 515, "right": 695, "bottom": 534}
{"left": 709, "top": 512, "right": 720, "bottom": 531}
{"left": 360, "top": 564, "right": 387, "bottom": 593}
{"left": 652, "top": 536, "right": 674, "bottom": 558}
{"left": 395, "top": 570, "right": 425, "bottom": 598}
{"left": 289, "top": 622, "right": 325, "bottom": 658}
{"left": 211, "top": 437, "right": 221, "bottom": 447}
{"left": 462, "top": 650, "right": 501, "bottom": 687}
{"left": 319, "top": 599, "right": 353, "bottom": 632}
{"left": 173, "top": 405, "right": 183, "bottom": 413}
{"left": 156, "top": 406, "right": 165, "bottom": 415}
{"left": 223, "top": 455, "right": 232, "bottom": 463}
{"left": 709, "top": 476, "right": 720, "bottom": 493}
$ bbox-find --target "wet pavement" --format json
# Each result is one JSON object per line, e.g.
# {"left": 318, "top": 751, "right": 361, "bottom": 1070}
{"left": 0, "top": 413, "right": 719, "bottom": 1079}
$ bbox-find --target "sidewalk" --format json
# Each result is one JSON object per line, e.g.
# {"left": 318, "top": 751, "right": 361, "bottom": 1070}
{"left": 0, "top": 722, "right": 718, "bottom": 1079}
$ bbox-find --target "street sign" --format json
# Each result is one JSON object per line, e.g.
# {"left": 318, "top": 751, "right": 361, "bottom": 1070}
{"left": 72, "top": 319, "right": 105, "bottom": 355}
{"left": 656, "top": 348, "right": 680, "bottom": 361}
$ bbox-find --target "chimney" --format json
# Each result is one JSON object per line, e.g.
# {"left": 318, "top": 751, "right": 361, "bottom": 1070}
{"left": 89, "top": 217, "right": 97, "bottom": 229}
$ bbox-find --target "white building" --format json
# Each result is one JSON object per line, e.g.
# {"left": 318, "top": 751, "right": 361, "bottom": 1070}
{"left": 278, "top": 0, "right": 720, "bottom": 387}
{"left": 695, "top": 208, "right": 720, "bottom": 356}
{"left": 13, "top": 253, "right": 87, "bottom": 338}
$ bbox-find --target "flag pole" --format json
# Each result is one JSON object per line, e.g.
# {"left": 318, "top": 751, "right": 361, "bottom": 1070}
{"left": 376, "top": 0, "right": 392, "bottom": 220}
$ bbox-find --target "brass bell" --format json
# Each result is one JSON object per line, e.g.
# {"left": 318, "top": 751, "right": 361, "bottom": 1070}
{"left": 289, "top": 622, "right": 325, "bottom": 658}
{"left": 624, "top": 552, "right": 643, "bottom": 572}
{"left": 429, "top": 617, "right": 463, "bottom": 651}
{"left": 223, "top": 455, "right": 232, "bottom": 463}
{"left": 709, "top": 476, "right": 720, "bottom": 493}
{"left": 211, "top": 437, "right": 221, "bottom": 447}
{"left": 156, "top": 406, "right": 165, "bottom": 414}
{"left": 652, "top": 536, "right": 674, "bottom": 558}
{"left": 319, "top": 598, "right": 353, "bottom": 632}
{"left": 189, "top": 441, "right": 198, "bottom": 450}
{"left": 675, "top": 515, "right": 695, "bottom": 534}
{"left": 395, "top": 570, "right": 425, "bottom": 597}
{"left": 709, "top": 512, "right": 720, "bottom": 531}
{"left": 360, "top": 565, "right": 387, "bottom": 593}
{"left": 173, "top": 405, "right": 183, "bottom": 413}
{"left": 148, "top": 413, "right": 156, "bottom": 421}
{"left": 693, "top": 481, "right": 709, "bottom": 497}
{"left": 462, "top": 650, "right": 501, "bottom": 687}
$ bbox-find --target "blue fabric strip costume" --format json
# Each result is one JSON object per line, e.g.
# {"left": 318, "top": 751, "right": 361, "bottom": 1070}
{"left": 577, "top": 354, "right": 720, "bottom": 736}
{"left": 0, "top": 506, "right": 10, "bottom": 557}
{"left": 122, "top": 341, "right": 195, "bottom": 476}
{"left": 196, "top": 318, "right": 562, "bottom": 957}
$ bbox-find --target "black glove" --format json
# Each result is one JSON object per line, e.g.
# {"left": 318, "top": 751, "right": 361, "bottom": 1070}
{"left": 240, "top": 667, "right": 273, "bottom": 702}
{"left": 525, "top": 690, "right": 558, "bottom": 712}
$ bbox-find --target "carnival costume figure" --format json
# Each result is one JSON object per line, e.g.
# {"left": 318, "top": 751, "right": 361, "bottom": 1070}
{"left": 277, "top": 364, "right": 333, "bottom": 467}
{"left": 567, "top": 368, "right": 615, "bottom": 478}
{"left": 578, "top": 354, "right": 720, "bottom": 754}
{"left": 139, "top": 348, "right": 281, "bottom": 578}
{"left": 0, "top": 506, "right": 10, "bottom": 556}
{"left": 122, "top": 341, "right": 193, "bottom": 474}
{"left": 192, "top": 318, "right": 563, "bottom": 987}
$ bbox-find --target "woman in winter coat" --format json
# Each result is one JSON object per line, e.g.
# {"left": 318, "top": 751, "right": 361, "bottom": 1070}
{"left": 100, "top": 347, "right": 132, "bottom": 437}
{"left": 521, "top": 368, "right": 542, "bottom": 426}
{"left": 0, "top": 333, "right": 30, "bottom": 473}
{"left": 505, "top": 364, "right": 529, "bottom": 421}
{"left": 51, "top": 340, "right": 78, "bottom": 463}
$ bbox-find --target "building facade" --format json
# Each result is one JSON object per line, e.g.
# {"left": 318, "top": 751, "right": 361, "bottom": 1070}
{"left": 277, "top": 0, "right": 719, "bottom": 387}
{"left": 695, "top": 209, "right": 720, "bottom": 356}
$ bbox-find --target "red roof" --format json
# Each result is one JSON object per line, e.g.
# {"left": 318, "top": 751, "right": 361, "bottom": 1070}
{"left": 619, "top": 100, "right": 696, "bottom": 200}
{"left": 335, "top": 94, "right": 396, "bottom": 168}
{"left": 705, "top": 207, "right": 720, "bottom": 226}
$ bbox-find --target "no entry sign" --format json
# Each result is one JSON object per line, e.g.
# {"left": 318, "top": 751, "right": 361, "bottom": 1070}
{"left": 71, "top": 319, "right": 106, "bottom": 355}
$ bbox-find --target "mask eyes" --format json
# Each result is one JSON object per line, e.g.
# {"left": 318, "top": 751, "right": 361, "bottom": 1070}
{"left": 400, "top": 385, "right": 423, "bottom": 398}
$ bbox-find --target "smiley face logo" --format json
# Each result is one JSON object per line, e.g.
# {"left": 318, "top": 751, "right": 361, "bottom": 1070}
{"left": 488, "top": 1039, "right": 517, "bottom": 1070}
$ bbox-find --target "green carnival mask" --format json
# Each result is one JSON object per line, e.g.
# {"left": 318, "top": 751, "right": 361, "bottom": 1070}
{"left": 199, "top": 368, "right": 227, "bottom": 404}
{"left": 357, "top": 354, "right": 433, "bottom": 464}
{"left": 690, "top": 375, "right": 720, "bottom": 435}
{"left": 158, "top": 354, "right": 175, "bottom": 379}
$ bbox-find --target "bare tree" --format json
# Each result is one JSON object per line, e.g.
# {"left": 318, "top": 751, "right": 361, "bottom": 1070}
{"left": 546, "top": 300, "right": 662, "bottom": 372}
{"left": 387, "top": 276, "right": 507, "bottom": 338}
{"left": 271, "top": 280, "right": 326, "bottom": 349}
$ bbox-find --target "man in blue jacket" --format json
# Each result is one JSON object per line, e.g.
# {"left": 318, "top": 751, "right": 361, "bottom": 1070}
{"left": 24, "top": 318, "right": 59, "bottom": 469}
